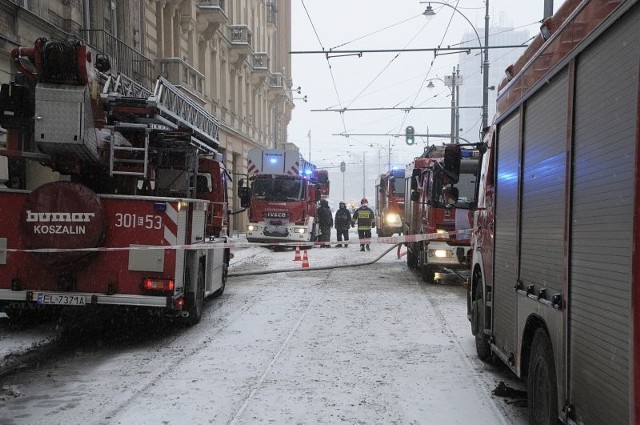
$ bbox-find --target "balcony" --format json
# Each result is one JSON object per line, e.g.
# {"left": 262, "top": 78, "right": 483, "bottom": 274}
{"left": 228, "top": 25, "right": 253, "bottom": 66}
{"left": 250, "top": 52, "right": 270, "bottom": 85}
{"left": 196, "top": 0, "right": 228, "bottom": 40}
{"left": 81, "top": 29, "right": 154, "bottom": 90}
{"left": 268, "top": 72, "right": 287, "bottom": 100}
{"left": 157, "top": 58, "right": 206, "bottom": 103}
{"left": 268, "top": 72, "right": 283, "bottom": 89}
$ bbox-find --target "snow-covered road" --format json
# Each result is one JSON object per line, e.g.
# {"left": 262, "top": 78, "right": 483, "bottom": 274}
{"left": 0, "top": 235, "right": 528, "bottom": 424}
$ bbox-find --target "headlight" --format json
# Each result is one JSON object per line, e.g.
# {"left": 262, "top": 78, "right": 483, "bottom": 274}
{"left": 385, "top": 213, "right": 401, "bottom": 225}
{"left": 429, "top": 249, "right": 453, "bottom": 258}
{"left": 247, "top": 225, "right": 256, "bottom": 232}
{"left": 294, "top": 227, "right": 306, "bottom": 234}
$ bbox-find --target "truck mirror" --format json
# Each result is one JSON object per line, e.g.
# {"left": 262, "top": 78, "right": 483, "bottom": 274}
{"left": 443, "top": 144, "right": 461, "bottom": 184}
{"left": 239, "top": 178, "right": 245, "bottom": 187}
{"left": 442, "top": 186, "right": 459, "bottom": 206}
{"left": 410, "top": 190, "right": 419, "bottom": 202}
{"left": 238, "top": 186, "right": 250, "bottom": 208}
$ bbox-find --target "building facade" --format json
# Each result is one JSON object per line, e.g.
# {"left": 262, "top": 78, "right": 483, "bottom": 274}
{"left": 0, "top": 0, "right": 294, "bottom": 233}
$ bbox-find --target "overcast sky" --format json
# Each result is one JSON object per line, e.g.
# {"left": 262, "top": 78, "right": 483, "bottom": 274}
{"left": 288, "top": 0, "right": 563, "bottom": 204}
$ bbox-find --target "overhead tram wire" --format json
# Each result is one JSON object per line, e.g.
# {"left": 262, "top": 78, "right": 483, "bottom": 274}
{"left": 399, "top": 0, "right": 460, "bottom": 136}
{"left": 300, "top": 0, "right": 348, "bottom": 133}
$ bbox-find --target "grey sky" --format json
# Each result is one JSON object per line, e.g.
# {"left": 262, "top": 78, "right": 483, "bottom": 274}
{"left": 288, "top": 0, "right": 562, "bottom": 203}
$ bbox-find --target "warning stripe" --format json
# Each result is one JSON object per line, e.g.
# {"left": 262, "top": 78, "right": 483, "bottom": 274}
{"left": 1, "top": 229, "right": 475, "bottom": 253}
{"left": 247, "top": 158, "right": 258, "bottom": 175}
{"left": 163, "top": 203, "right": 178, "bottom": 245}
{"left": 288, "top": 161, "right": 299, "bottom": 175}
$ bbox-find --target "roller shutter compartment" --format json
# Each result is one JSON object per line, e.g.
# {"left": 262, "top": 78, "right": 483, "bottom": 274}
{"left": 569, "top": 6, "right": 639, "bottom": 424}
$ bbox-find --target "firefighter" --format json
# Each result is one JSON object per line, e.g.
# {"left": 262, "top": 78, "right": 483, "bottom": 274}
{"left": 351, "top": 198, "right": 375, "bottom": 251}
{"left": 334, "top": 201, "right": 352, "bottom": 248}
{"left": 316, "top": 199, "right": 333, "bottom": 247}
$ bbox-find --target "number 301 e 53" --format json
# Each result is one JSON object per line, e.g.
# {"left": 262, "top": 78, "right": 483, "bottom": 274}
{"left": 114, "top": 213, "right": 162, "bottom": 229}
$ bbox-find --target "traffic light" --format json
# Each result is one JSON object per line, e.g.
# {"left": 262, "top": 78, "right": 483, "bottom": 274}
{"left": 405, "top": 126, "right": 415, "bottom": 145}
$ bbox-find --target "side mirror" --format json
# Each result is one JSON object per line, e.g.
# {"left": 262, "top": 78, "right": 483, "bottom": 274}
{"left": 239, "top": 178, "right": 245, "bottom": 187}
{"left": 442, "top": 186, "right": 459, "bottom": 206}
{"left": 410, "top": 190, "right": 419, "bottom": 202}
{"left": 238, "top": 186, "right": 250, "bottom": 208}
{"left": 443, "top": 144, "right": 461, "bottom": 184}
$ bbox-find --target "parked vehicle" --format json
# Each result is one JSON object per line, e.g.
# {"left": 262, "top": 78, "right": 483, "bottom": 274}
{"left": 238, "top": 147, "right": 329, "bottom": 245}
{"left": 403, "top": 146, "right": 477, "bottom": 283}
{"left": 0, "top": 37, "right": 230, "bottom": 325}
{"left": 374, "top": 168, "right": 405, "bottom": 237}
{"left": 458, "top": 0, "right": 640, "bottom": 422}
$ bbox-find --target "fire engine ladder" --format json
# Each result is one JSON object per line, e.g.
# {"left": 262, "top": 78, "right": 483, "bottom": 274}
{"left": 148, "top": 77, "right": 221, "bottom": 156}
{"left": 101, "top": 75, "right": 222, "bottom": 177}
{"left": 108, "top": 123, "right": 149, "bottom": 178}
{"left": 100, "top": 73, "right": 154, "bottom": 178}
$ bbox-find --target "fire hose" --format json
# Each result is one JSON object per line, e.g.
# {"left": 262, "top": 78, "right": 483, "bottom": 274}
{"left": 227, "top": 244, "right": 403, "bottom": 277}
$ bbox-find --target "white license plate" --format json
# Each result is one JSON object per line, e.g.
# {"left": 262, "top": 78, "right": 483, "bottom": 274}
{"left": 37, "top": 293, "right": 86, "bottom": 306}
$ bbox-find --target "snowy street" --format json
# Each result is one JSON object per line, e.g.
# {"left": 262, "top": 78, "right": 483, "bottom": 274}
{"left": 0, "top": 235, "right": 528, "bottom": 424}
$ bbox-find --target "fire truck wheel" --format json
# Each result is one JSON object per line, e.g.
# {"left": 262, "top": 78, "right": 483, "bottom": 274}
{"left": 407, "top": 250, "right": 418, "bottom": 270}
{"left": 184, "top": 263, "right": 205, "bottom": 326}
{"left": 473, "top": 276, "right": 491, "bottom": 362}
{"left": 528, "top": 328, "right": 558, "bottom": 425}
{"left": 421, "top": 265, "right": 436, "bottom": 283}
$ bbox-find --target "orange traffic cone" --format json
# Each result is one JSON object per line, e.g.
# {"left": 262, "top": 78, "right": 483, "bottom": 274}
{"left": 301, "top": 250, "right": 310, "bottom": 268}
{"left": 293, "top": 246, "right": 302, "bottom": 261}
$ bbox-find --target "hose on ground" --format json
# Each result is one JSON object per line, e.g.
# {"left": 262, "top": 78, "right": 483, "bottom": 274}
{"left": 227, "top": 244, "right": 403, "bottom": 277}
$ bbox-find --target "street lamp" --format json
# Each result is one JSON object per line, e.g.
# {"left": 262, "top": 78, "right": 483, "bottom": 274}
{"left": 426, "top": 68, "right": 461, "bottom": 145}
{"left": 421, "top": 1, "right": 489, "bottom": 137}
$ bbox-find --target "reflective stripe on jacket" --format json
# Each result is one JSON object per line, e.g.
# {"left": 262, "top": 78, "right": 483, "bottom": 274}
{"left": 352, "top": 206, "right": 375, "bottom": 230}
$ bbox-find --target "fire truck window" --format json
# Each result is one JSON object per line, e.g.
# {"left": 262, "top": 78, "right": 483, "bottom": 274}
{"left": 392, "top": 177, "right": 405, "bottom": 195}
{"left": 277, "top": 179, "right": 303, "bottom": 200}
{"left": 456, "top": 170, "right": 476, "bottom": 204}
{"left": 252, "top": 181, "right": 267, "bottom": 199}
{"left": 196, "top": 175, "right": 211, "bottom": 193}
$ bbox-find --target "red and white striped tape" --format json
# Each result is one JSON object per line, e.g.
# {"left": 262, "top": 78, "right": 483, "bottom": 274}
{"left": 0, "top": 229, "right": 475, "bottom": 254}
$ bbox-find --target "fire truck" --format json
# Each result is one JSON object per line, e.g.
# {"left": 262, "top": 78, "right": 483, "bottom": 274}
{"left": 239, "top": 147, "right": 329, "bottom": 245}
{"left": 0, "top": 37, "right": 231, "bottom": 325}
{"left": 459, "top": 0, "right": 640, "bottom": 423}
{"left": 374, "top": 168, "right": 405, "bottom": 237}
{"left": 403, "top": 145, "right": 477, "bottom": 283}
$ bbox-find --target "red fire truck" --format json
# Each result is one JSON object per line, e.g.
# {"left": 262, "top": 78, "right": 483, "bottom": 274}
{"left": 403, "top": 146, "right": 477, "bottom": 283}
{"left": 239, "top": 147, "right": 329, "bottom": 245}
{"left": 374, "top": 168, "right": 405, "bottom": 237}
{"left": 0, "top": 37, "right": 230, "bottom": 325}
{"left": 460, "top": 0, "right": 640, "bottom": 422}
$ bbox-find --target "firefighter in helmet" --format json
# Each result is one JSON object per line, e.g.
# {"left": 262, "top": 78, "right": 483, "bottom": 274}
{"left": 351, "top": 198, "right": 375, "bottom": 251}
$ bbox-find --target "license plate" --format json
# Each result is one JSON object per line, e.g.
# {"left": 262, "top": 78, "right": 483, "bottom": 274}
{"left": 37, "top": 293, "right": 86, "bottom": 306}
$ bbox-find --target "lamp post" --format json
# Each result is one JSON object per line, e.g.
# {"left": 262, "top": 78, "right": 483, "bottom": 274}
{"left": 426, "top": 66, "right": 461, "bottom": 144}
{"left": 421, "top": 1, "right": 489, "bottom": 137}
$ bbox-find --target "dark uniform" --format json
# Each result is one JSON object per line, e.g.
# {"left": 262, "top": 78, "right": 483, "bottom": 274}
{"left": 351, "top": 198, "right": 375, "bottom": 251}
{"left": 334, "top": 201, "right": 352, "bottom": 248}
{"left": 316, "top": 199, "right": 333, "bottom": 247}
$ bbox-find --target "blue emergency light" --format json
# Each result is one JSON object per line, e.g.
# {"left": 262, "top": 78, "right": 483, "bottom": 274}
{"left": 269, "top": 157, "right": 279, "bottom": 164}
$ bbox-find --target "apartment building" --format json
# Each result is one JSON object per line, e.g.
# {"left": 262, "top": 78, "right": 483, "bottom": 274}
{"left": 0, "top": 0, "right": 293, "bottom": 233}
